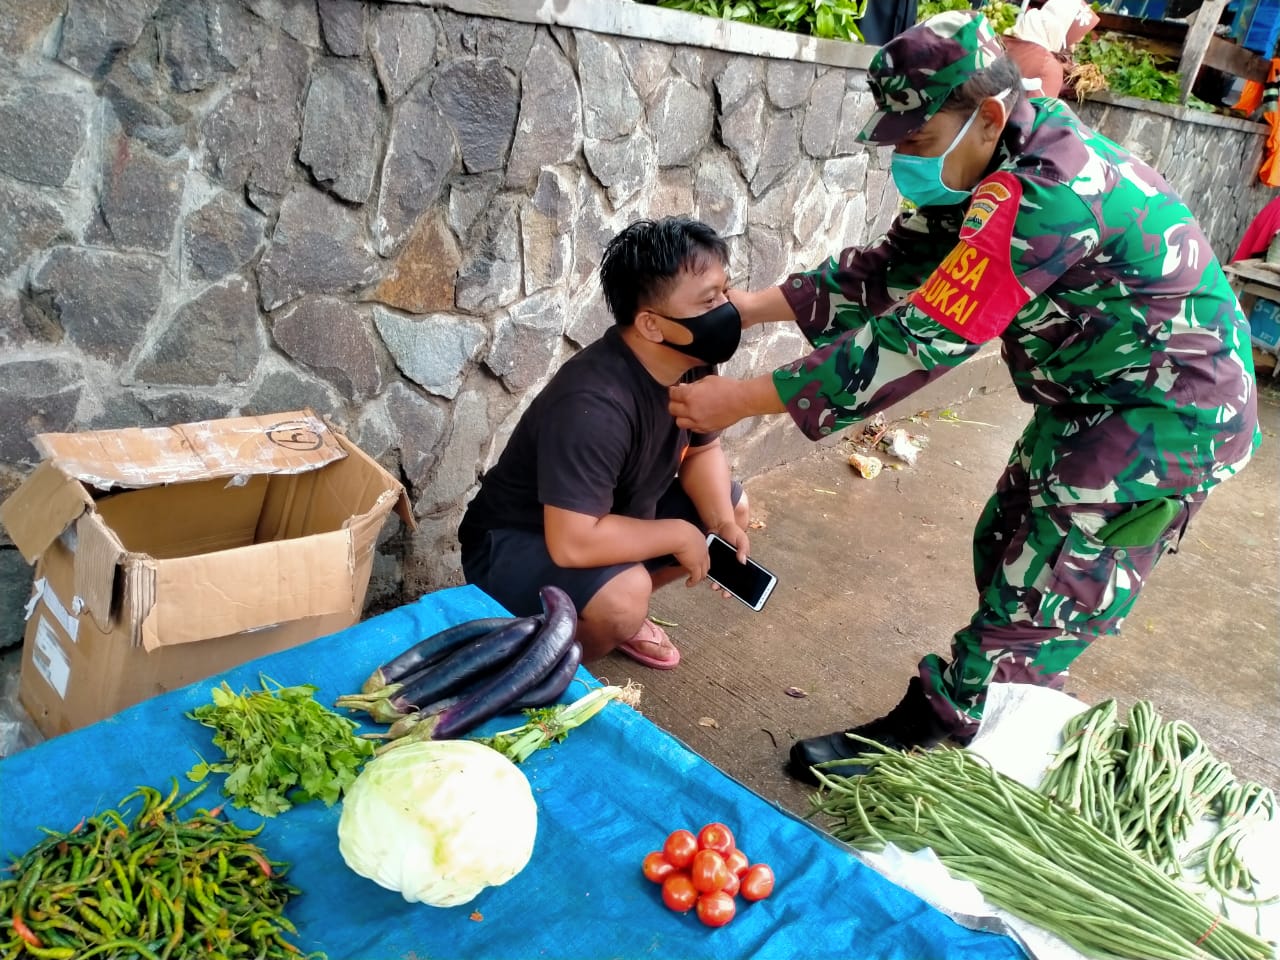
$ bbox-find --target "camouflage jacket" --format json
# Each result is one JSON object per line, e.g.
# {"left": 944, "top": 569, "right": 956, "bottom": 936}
{"left": 775, "top": 97, "right": 1259, "bottom": 506}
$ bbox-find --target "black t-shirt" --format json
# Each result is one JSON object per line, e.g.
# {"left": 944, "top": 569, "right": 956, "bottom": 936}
{"left": 459, "top": 327, "right": 716, "bottom": 548}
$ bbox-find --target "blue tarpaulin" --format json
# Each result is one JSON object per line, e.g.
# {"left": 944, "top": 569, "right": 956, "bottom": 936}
{"left": 0, "top": 586, "right": 1024, "bottom": 960}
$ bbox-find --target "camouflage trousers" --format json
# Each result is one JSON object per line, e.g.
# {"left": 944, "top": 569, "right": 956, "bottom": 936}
{"left": 919, "top": 437, "right": 1206, "bottom": 739}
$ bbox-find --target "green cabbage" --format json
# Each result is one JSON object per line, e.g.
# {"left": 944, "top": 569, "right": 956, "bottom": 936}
{"left": 337, "top": 739, "right": 538, "bottom": 907}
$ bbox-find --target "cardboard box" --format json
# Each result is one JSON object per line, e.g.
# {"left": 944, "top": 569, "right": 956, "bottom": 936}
{"left": 0, "top": 410, "right": 413, "bottom": 738}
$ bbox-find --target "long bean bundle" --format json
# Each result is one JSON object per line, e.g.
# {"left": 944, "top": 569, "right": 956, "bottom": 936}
{"left": 1039, "top": 699, "right": 1275, "bottom": 902}
{"left": 810, "top": 743, "right": 1274, "bottom": 960}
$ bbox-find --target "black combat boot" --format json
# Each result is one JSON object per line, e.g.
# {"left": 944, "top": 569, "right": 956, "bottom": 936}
{"left": 785, "top": 677, "right": 948, "bottom": 785}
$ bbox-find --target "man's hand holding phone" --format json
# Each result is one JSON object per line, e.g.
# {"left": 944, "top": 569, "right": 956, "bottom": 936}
{"left": 705, "top": 531, "right": 778, "bottom": 612}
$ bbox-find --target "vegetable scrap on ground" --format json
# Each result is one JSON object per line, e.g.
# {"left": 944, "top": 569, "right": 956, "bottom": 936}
{"left": 0, "top": 781, "right": 318, "bottom": 960}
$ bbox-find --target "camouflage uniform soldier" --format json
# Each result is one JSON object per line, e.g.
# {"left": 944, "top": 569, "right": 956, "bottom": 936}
{"left": 668, "top": 11, "right": 1260, "bottom": 783}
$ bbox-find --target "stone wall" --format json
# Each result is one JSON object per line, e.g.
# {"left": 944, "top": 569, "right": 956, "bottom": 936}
{"left": 0, "top": 0, "right": 1271, "bottom": 635}
{"left": 1072, "top": 92, "right": 1272, "bottom": 263}
{"left": 0, "top": 0, "right": 896, "bottom": 623}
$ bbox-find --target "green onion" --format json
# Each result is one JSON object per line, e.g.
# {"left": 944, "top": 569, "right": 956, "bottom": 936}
{"left": 472, "top": 682, "right": 642, "bottom": 763}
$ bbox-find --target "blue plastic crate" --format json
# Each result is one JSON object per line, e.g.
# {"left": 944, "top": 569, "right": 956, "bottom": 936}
{"left": 1242, "top": 0, "right": 1280, "bottom": 54}
{"left": 1250, "top": 297, "right": 1280, "bottom": 350}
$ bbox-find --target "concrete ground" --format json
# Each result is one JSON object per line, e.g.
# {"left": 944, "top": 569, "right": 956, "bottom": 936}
{"left": 605, "top": 379, "right": 1280, "bottom": 819}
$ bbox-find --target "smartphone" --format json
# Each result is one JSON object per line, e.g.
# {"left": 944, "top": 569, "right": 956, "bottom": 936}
{"left": 705, "top": 533, "right": 778, "bottom": 612}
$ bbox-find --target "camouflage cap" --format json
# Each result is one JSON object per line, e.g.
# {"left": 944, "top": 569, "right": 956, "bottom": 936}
{"left": 858, "top": 11, "right": 1005, "bottom": 145}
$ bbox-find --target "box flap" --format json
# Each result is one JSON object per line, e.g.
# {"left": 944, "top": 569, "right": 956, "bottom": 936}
{"left": 138, "top": 529, "right": 358, "bottom": 651}
{"left": 333, "top": 434, "right": 415, "bottom": 529}
{"left": 31, "top": 411, "right": 345, "bottom": 491}
{"left": 74, "top": 514, "right": 125, "bottom": 633}
{"left": 0, "top": 461, "right": 94, "bottom": 563}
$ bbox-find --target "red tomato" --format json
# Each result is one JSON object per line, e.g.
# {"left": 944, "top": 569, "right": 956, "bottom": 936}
{"left": 724, "top": 848, "right": 750, "bottom": 877}
{"left": 662, "top": 872, "right": 697, "bottom": 913}
{"left": 690, "top": 849, "right": 730, "bottom": 894}
{"left": 697, "top": 822, "right": 736, "bottom": 857}
{"left": 740, "top": 863, "right": 775, "bottom": 902}
{"left": 696, "top": 890, "right": 736, "bottom": 928}
{"left": 721, "top": 871, "right": 740, "bottom": 897}
{"left": 642, "top": 851, "right": 676, "bottom": 884}
{"left": 663, "top": 829, "right": 698, "bottom": 869}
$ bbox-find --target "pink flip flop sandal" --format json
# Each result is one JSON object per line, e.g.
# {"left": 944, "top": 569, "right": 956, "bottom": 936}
{"left": 616, "top": 620, "right": 681, "bottom": 670}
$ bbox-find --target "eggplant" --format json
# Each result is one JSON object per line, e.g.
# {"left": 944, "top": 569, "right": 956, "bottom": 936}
{"left": 431, "top": 585, "right": 578, "bottom": 740}
{"left": 359, "top": 616, "right": 516, "bottom": 694}
{"left": 336, "top": 615, "right": 542, "bottom": 722}
{"left": 508, "top": 641, "right": 582, "bottom": 710}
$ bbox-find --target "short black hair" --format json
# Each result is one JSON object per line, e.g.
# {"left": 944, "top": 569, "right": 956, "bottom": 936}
{"left": 598, "top": 217, "right": 729, "bottom": 326}
{"left": 939, "top": 57, "right": 1026, "bottom": 115}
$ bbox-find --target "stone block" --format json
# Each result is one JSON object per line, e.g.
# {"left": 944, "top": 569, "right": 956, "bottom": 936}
{"left": 442, "top": 11, "right": 535, "bottom": 74}
{"left": 0, "top": 86, "right": 89, "bottom": 187}
{"left": 270, "top": 297, "right": 384, "bottom": 399}
{"left": 571, "top": 175, "right": 618, "bottom": 289}
{"left": 617, "top": 37, "right": 673, "bottom": 100}
{"left": 694, "top": 151, "right": 748, "bottom": 238}
{"left": 766, "top": 61, "right": 814, "bottom": 109}
{"left": 577, "top": 33, "right": 643, "bottom": 141}
{"left": 565, "top": 279, "right": 610, "bottom": 348}
{"left": 649, "top": 167, "right": 695, "bottom": 220}
{"left": 382, "top": 381, "right": 447, "bottom": 496}
{"left": 318, "top": 0, "right": 365, "bottom": 57}
{"left": 415, "top": 384, "right": 490, "bottom": 515}
{"left": 245, "top": 0, "right": 321, "bottom": 48}
{"left": 720, "top": 88, "right": 766, "bottom": 182}
{"left": 0, "top": 356, "right": 82, "bottom": 463}
{"left": 433, "top": 58, "right": 518, "bottom": 175}
{"left": 31, "top": 249, "right": 163, "bottom": 362}
{"left": 747, "top": 224, "right": 792, "bottom": 289}
{"left": 90, "top": 135, "right": 186, "bottom": 253}
{"left": 129, "top": 389, "right": 232, "bottom": 424}
{"left": 0, "top": 183, "right": 65, "bottom": 279}
{"left": 456, "top": 198, "right": 522, "bottom": 312}
{"left": 133, "top": 276, "right": 262, "bottom": 386}
{"left": 522, "top": 168, "right": 575, "bottom": 294}
{"left": 652, "top": 78, "right": 714, "bottom": 168}
{"left": 447, "top": 174, "right": 502, "bottom": 240}
{"left": 715, "top": 58, "right": 762, "bottom": 114}
{"left": 751, "top": 111, "right": 801, "bottom": 197}
{"left": 103, "top": 63, "right": 190, "bottom": 156}
{"left": 0, "top": 548, "right": 33, "bottom": 652}
{"left": 375, "top": 85, "right": 458, "bottom": 255}
{"left": 299, "top": 58, "right": 381, "bottom": 203}
{"left": 183, "top": 192, "right": 265, "bottom": 282}
{"left": 0, "top": 0, "right": 63, "bottom": 59}
{"left": 584, "top": 131, "right": 656, "bottom": 209}
{"left": 202, "top": 34, "right": 308, "bottom": 209}
{"left": 0, "top": 293, "right": 28, "bottom": 351}
{"left": 257, "top": 185, "right": 380, "bottom": 310}
{"left": 374, "top": 213, "right": 461, "bottom": 315}
{"left": 802, "top": 69, "right": 846, "bottom": 159}
{"left": 372, "top": 4, "right": 437, "bottom": 101}
{"left": 507, "top": 33, "right": 582, "bottom": 188}
{"left": 243, "top": 366, "right": 342, "bottom": 420}
{"left": 158, "top": 0, "right": 262, "bottom": 93}
{"left": 486, "top": 289, "right": 566, "bottom": 392}
{"left": 834, "top": 89, "right": 876, "bottom": 156}
{"left": 57, "top": 0, "right": 156, "bottom": 78}
{"left": 374, "top": 309, "right": 486, "bottom": 400}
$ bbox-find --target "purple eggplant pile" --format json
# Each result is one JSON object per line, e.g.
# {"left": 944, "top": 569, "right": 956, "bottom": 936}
{"left": 336, "top": 586, "right": 582, "bottom": 745}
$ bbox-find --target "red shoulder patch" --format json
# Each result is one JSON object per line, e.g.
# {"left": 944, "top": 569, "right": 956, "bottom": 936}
{"left": 908, "top": 172, "right": 1031, "bottom": 344}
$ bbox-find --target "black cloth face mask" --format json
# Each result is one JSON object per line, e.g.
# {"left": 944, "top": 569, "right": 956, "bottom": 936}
{"left": 653, "top": 300, "right": 742, "bottom": 366}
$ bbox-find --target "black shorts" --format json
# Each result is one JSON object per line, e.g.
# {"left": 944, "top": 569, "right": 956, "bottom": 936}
{"left": 461, "top": 480, "right": 743, "bottom": 618}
